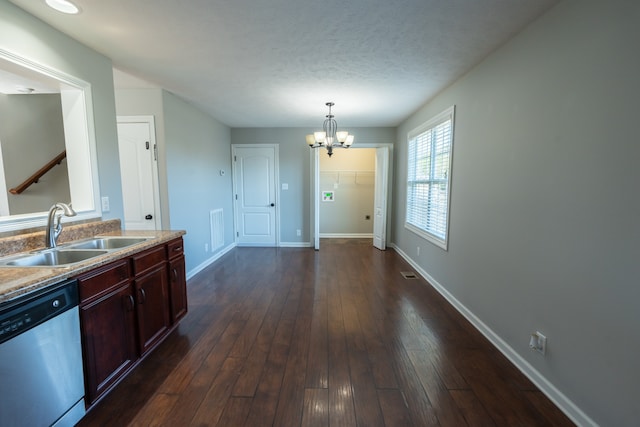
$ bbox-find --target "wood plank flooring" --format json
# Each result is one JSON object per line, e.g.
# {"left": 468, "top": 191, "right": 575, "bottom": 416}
{"left": 77, "top": 239, "right": 574, "bottom": 426}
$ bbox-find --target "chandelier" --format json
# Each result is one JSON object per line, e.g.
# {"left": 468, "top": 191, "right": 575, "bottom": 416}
{"left": 306, "top": 102, "right": 354, "bottom": 157}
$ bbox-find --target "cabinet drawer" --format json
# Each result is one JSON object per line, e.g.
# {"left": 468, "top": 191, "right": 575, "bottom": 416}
{"left": 77, "top": 259, "right": 130, "bottom": 303}
{"left": 132, "top": 246, "right": 166, "bottom": 276}
{"left": 166, "top": 238, "right": 184, "bottom": 260}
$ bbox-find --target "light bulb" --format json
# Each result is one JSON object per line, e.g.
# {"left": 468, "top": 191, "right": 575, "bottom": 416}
{"left": 46, "top": 0, "right": 80, "bottom": 14}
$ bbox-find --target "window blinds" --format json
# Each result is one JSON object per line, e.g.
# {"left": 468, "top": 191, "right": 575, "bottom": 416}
{"left": 406, "top": 106, "right": 454, "bottom": 248}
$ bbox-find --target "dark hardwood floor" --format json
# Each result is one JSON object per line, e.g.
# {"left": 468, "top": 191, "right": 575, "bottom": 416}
{"left": 77, "top": 239, "right": 574, "bottom": 426}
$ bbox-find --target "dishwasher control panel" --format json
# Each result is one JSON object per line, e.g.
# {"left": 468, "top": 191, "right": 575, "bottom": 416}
{"left": 0, "top": 279, "right": 78, "bottom": 345}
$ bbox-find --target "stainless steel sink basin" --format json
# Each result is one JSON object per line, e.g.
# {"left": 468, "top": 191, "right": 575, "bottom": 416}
{"left": 0, "top": 249, "right": 108, "bottom": 267}
{"left": 68, "top": 237, "right": 149, "bottom": 250}
{"left": 0, "top": 236, "right": 150, "bottom": 268}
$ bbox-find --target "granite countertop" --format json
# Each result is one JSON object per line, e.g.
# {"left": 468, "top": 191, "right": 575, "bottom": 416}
{"left": 0, "top": 229, "right": 185, "bottom": 304}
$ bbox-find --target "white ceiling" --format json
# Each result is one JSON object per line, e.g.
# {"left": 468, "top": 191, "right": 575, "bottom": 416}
{"left": 8, "top": 0, "right": 559, "bottom": 128}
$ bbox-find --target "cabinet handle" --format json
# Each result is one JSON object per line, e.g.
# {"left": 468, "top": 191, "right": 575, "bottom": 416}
{"left": 172, "top": 268, "right": 178, "bottom": 281}
{"left": 123, "top": 294, "right": 135, "bottom": 311}
{"left": 173, "top": 246, "right": 182, "bottom": 252}
{"left": 138, "top": 288, "right": 146, "bottom": 304}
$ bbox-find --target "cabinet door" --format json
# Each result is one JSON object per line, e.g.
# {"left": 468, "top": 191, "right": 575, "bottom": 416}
{"left": 80, "top": 283, "right": 137, "bottom": 405}
{"left": 169, "top": 255, "right": 188, "bottom": 323}
{"left": 135, "top": 265, "right": 171, "bottom": 354}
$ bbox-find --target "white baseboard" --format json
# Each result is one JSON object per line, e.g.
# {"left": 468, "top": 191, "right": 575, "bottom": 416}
{"left": 319, "top": 233, "right": 373, "bottom": 238}
{"left": 186, "top": 242, "right": 236, "bottom": 280}
{"left": 279, "top": 241, "right": 312, "bottom": 247}
{"left": 390, "top": 243, "right": 597, "bottom": 427}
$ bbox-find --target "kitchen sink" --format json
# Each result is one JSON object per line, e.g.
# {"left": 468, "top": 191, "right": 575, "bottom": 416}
{"left": 68, "top": 237, "right": 149, "bottom": 250}
{"left": 0, "top": 249, "right": 108, "bottom": 267}
{"left": 0, "top": 236, "right": 150, "bottom": 268}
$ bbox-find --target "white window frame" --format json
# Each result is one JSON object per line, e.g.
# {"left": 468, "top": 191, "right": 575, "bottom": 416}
{"left": 405, "top": 106, "right": 455, "bottom": 250}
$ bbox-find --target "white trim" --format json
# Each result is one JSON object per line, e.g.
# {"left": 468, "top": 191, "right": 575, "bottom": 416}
{"left": 405, "top": 105, "right": 455, "bottom": 251}
{"left": 0, "top": 48, "right": 101, "bottom": 232}
{"left": 319, "top": 233, "right": 374, "bottom": 238}
{"left": 311, "top": 142, "right": 393, "bottom": 251}
{"left": 407, "top": 106, "right": 455, "bottom": 140}
{"left": 389, "top": 243, "right": 598, "bottom": 427}
{"left": 312, "top": 149, "right": 320, "bottom": 250}
{"left": 186, "top": 242, "right": 236, "bottom": 280}
{"left": 279, "top": 241, "right": 312, "bottom": 248}
{"left": 373, "top": 146, "right": 389, "bottom": 250}
{"left": 236, "top": 242, "right": 278, "bottom": 247}
{"left": 405, "top": 222, "right": 447, "bottom": 250}
{"left": 0, "top": 142, "right": 10, "bottom": 216}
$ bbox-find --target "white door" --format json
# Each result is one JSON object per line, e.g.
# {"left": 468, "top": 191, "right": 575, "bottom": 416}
{"left": 373, "top": 146, "right": 389, "bottom": 250}
{"left": 116, "top": 116, "right": 161, "bottom": 230}
{"left": 233, "top": 145, "right": 278, "bottom": 246}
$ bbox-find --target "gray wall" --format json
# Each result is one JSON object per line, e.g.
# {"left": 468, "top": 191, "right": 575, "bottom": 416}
{"left": 0, "top": 0, "right": 124, "bottom": 221}
{"left": 0, "top": 94, "right": 70, "bottom": 214}
{"left": 115, "top": 88, "right": 234, "bottom": 273}
{"left": 391, "top": 0, "right": 639, "bottom": 425}
{"left": 163, "top": 91, "right": 233, "bottom": 272}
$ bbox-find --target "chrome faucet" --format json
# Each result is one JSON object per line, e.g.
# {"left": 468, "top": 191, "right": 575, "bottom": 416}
{"left": 45, "top": 203, "right": 77, "bottom": 248}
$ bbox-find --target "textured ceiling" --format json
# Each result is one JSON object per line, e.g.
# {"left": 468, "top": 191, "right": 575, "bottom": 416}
{"left": 8, "top": 0, "right": 559, "bottom": 127}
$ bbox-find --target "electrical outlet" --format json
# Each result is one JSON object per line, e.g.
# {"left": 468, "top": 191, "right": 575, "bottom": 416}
{"left": 101, "top": 196, "right": 110, "bottom": 212}
{"left": 205, "top": 243, "right": 209, "bottom": 252}
{"left": 529, "top": 331, "right": 547, "bottom": 355}
{"left": 296, "top": 229, "right": 301, "bottom": 237}
{"left": 417, "top": 246, "right": 420, "bottom": 256}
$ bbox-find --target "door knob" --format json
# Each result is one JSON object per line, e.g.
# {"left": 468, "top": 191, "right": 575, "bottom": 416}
{"left": 145, "top": 214, "right": 153, "bottom": 220}
{"left": 270, "top": 203, "right": 275, "bottom": 207}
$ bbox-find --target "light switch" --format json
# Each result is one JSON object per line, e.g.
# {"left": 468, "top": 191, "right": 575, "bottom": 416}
{"left": 282, "top": 183, "right": 289, "bottom": 190}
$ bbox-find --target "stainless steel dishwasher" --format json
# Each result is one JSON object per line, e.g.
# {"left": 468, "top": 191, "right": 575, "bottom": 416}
{"left": 0, "top": 278, "right": 85, "bottom": 427}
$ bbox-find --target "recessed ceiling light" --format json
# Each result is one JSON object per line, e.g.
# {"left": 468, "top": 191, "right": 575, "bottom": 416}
{"left": 45, "top": 0, "right": 80, "bottom": 14}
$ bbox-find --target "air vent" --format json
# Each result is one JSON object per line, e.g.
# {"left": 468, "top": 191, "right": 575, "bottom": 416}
{"left": 401, "top": 271, "right": 418, "bottom": 279}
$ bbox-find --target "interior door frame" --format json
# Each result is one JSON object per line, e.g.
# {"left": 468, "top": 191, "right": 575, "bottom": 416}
{"left": 311, "top": 143, "right": 393, "bottom": 250}
{"left": 231, "top": 144, "right": 280, "bottom": 247}
{"left": 373, "top": 146, "right": 389, "bottom": 250}
{"left": 116, "top": 115, "right": 162, "bottom": 230}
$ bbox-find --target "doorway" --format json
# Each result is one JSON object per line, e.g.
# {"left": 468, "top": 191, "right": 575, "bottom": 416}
{"left": 318, "top": 148, "right": 376, "bottom": 237}
{"left": 312, "top": 144, "right": 391, "bottom": 250}
{"left": 116, "top": 116, "right": 162, "bottom": 230}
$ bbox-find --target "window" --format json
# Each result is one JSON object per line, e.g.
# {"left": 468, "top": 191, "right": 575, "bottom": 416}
{"left": 405, "top": 106, "right": 455, "bottom": 250}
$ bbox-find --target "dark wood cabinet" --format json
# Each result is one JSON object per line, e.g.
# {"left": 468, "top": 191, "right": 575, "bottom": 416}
{"left": 132, "top": 245, "right": 171, "bottom": 354}
{"left": 167, "top": 238, "right": 187, "bottom": 323}
{"left": 134, "top": 264, "right": 170, "bottom": 353}
{"left": 77, "top": 237, "right": 187, "bottom": 407}
{"left": 78, "top": 260, "right": 137, "bottom": 405}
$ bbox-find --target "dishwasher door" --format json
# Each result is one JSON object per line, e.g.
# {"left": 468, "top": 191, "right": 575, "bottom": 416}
{"left": 0, "top": 281, "right": 85, "bottom": 427}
